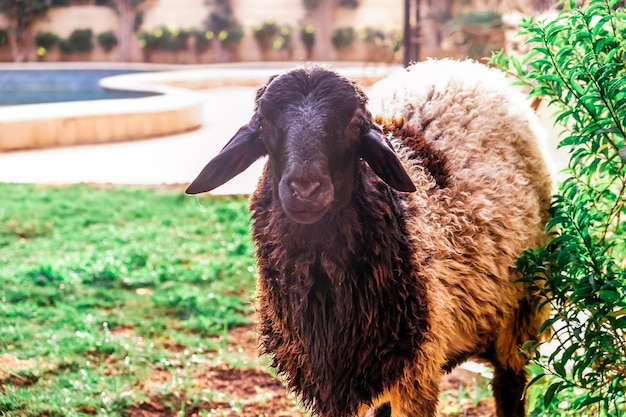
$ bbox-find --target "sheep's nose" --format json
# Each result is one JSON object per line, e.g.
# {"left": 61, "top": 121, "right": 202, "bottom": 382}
{"left": 289, "top": 179, "right": 321, "bottom": 199}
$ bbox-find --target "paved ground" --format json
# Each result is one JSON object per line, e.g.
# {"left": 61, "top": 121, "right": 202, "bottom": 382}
{"left": 0, "top": 86, "right": 264, "bottom": 195}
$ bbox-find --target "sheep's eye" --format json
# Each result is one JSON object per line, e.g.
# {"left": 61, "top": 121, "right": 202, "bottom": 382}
{"left": 348, "top": 116, "right": 363, "bottom": 132}
{"left": 259, "top": 120, "right": 280, "bottom": 148}
{"left": 259, "top": 118, "right": 273, "bottom": 135}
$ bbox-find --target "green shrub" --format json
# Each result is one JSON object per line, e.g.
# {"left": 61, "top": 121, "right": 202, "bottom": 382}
{"left": 253, "top": 20, "right": 291, "bottom": 53}
{"left": 492, "top": 0, "right": 626, "bottom": 415}
{"left": 68, "top": 28, "right": 94, "bottom": 53}
{"left": 331, "top": 27, "right": 355, "bottom": 49}
{"left": 191, "top": 29, "right": 213, "bottom": 54}
{"left": 300, "top": 24, "right": 315, "bottom": 47}
{"left": 137, "top": 26, "right": 183, "bottom": 52}
{"left": 58, "top": 38, "right": 73, "bottom": 55}
{"left": 252, "top": 19, "right": 278, "bottom": 45}
{"left": 360, "top": 27, "right": 385, "bottom": 43}
{"left": 387, "top": 29, "right": 403, "bottom": 52}
{"left": 272, "top": 25, "right": 292, "bottom": 51}
{"left": 218, "top": 24, "right": 244, "bottom": 48}
{"left": 153, "top": 26, "right": 177, "bottom": 51}
{"left": 35, "top": 31, "right": 60, "bottom": 50}
{"left": 96, "top": 30, "right": 118, "bottom": 52}
{"left": 0, "top": 29, "right": 9, "bottom": 47}
{"left": 172, "top": 27, "right": 191, "bottom": 51}
{"left": 137, "top": 30, "right": 156, "bottom": 51}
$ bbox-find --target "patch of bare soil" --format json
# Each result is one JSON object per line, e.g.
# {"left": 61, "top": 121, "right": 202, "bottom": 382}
{"left": 0, "top": 354, "right": 57, "bottom": 387}
{"left": 127, "top": 366, "right": 299, "bottom": 417}
{"left": 125, "top": 324, "right": 495, "bottom": 417}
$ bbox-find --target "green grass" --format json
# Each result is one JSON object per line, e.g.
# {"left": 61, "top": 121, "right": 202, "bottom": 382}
{"left": 0, "top": 183, "right": 256, "bottom": 416}
{"left": 0, "top": 183, "right": 495, "bottom": 417}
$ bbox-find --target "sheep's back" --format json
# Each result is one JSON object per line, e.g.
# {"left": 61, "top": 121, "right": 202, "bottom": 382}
{"left": 370, "top": 59, "right": 553, "bottom": 248}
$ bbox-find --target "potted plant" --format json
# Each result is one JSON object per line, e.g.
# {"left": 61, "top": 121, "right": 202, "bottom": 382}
{"left": 96, "top": 30, "right": 118, "bottom": 53}
{"left": 253, "top": 19, "right": 279, "bottom": 58}
{"left": 300, "top": 24, "right": 314, "bottom": 60}
{"left": 35, "top": 31, "right": 60, "bottom": 61}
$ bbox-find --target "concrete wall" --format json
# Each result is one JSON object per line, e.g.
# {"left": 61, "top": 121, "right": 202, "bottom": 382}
{"left": 0, "top": 1, "right": 402, "bottom": 63}
{"left": 26, "top": 6, "right": 120, "bottom": 62}
{"left": 142, "top": 0, "right": 207, "bottom": 30}
{"left": 1, "top": 0, "right": 515, "bottom": 63}
{"left": 0, "top": 0, "right": 541, "bottom": 63}
{"left": 235, "top": 0, "right": 306, "bottom": 26}
{"left": 139, "top": 0, "right": 403, "bottom": 63}
{"left": 141, "top": 0, "right": 402, "bottom": 30}
{"left": 333, "top": 0, "right": 402, "bottom": 28}
{"left": 34, "top": 5, "right": 118, "bottom": 38}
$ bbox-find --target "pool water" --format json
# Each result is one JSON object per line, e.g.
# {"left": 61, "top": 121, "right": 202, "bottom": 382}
{"left": 0, "top": 69, "right": 159, "bottom": 106}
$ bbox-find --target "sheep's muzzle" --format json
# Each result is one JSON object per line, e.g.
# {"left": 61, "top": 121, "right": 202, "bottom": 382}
{"left": 278, "top": 166, "right": 335, "bottom": 224}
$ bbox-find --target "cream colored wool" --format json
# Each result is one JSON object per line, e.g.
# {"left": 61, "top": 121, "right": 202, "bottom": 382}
{"left": 363, "top": 59, "right": 555, "bottom": 416}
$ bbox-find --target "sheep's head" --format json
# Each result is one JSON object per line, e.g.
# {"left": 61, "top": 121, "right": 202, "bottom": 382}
{"left": 186, "top": 66, "right": 415, "bottom": 224}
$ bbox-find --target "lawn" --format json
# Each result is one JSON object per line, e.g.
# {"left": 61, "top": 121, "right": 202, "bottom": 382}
{"left": 0, "top": 183, "right": 494, "bottom": 416}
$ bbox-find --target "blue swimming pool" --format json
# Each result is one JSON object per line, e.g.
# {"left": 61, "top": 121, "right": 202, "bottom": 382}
{"left": 0, "top": 69, "right": 159, "bottom": 106}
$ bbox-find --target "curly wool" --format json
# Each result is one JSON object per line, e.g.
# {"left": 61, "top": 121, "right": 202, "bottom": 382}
{"left": 362, "top": 59, "right": 554, "bottom": 415}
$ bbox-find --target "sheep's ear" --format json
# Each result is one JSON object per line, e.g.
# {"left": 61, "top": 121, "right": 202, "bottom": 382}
{"left": 359, "top": 127, "right": 416, "bottom": 192}
{"left": 186, "top": 122, "right": 266, "bottom": 195}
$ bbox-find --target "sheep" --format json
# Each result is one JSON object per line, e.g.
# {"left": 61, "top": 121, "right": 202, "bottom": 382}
{"left": 185, "top": 59, "right": 553, "bottom": 417}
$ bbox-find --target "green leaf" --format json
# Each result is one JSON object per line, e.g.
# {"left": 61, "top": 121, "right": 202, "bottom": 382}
{"left": 553, "top": 360, "right": 568, "bottom": 378}
{"left": 526, "top": 372, "right": 547, "bottom": 391}
{"left": 537, "top": 73, "right": 564, "bottom": 84}
{"left": 591, "top": 16, "right": 612, "bottom": 38}
{"left": 598, "top": 289, "right": 620, "bottom": 303}
{"left": 543, "top": 382, "right": 562, "bottom": 408}
{"left": 511, "top": 55, "right": 524, "bottom": 76}
{"left": 572, "top": 393, "right": 603, "bottom": 409}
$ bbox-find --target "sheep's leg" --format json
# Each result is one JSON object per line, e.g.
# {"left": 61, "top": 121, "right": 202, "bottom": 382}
{"left": 485, "top": 339, "right": 529, "bottom": 417}
{"left": 489, "top": 295, "right": 545, "bottom": 417}
{"left": 491, "top": 365, "right": 527, "bottom": 417}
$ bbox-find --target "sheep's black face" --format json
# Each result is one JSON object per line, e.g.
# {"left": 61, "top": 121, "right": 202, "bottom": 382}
{"left": 257, "top": 68, "right": 366, "bottom": 224}
{"left": 185, "top": 66, "right": 415, "bottom": 222}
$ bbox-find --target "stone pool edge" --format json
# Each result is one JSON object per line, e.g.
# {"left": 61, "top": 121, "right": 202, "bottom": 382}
{"left": 0, "top": 64, "right": 204, "bottom": 151}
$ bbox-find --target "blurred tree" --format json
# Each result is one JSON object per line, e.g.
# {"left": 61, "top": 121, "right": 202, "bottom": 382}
{"left": 205, "top": 0, "right": 235, "bottom": 34}
{"left": 425, "top": 0, "right": 453, "bottom": 48}
{"left": 0, "top": 0, "right": 52, "bottom": 61}
{"left": 204, "top": 0, "right": 242, "bottom": 62}
{"left": 108, "top": 0, "right": 152, "bottom": 61}
{"left": 304, "top": 0, "right": 333, "bottom": 60}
